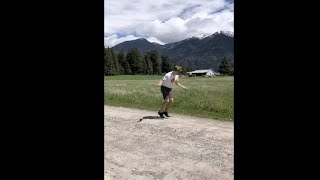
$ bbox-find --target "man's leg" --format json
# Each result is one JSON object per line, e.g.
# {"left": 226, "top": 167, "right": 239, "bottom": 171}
{"left": 163, "top": 90, "right": 174, "bottom": 117}
{"left": 164, "top": 98, "right": 173, "bottom": 112}
{"left": 159, "top": 97, "right": 169, "bottom": 118}
{"left": 160, "top": 98, "right": 170, "bottom": 112}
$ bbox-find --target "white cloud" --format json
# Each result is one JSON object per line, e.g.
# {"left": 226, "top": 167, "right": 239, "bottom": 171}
{"left": 104, "top": 34, "right": 166, "bottom": 47}
{"left": 135, "top": 17, "right": 187, "bottom": 43}
{"left": 104, "top": 34, "right": 139, "bottom": 47}
{"left": 146, "top": 37, "right": 166, "bottom": 45}
{"left": 105, "top": 0, "right": 233, "bottom": 46}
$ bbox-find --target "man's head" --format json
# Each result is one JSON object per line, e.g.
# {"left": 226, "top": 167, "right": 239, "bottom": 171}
{"left": 173, "top": 65, "right": 183, "bottom": 75}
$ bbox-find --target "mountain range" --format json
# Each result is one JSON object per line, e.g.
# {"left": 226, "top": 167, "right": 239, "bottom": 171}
{"left": 112, "top": 31, "right": 234, "bottom": 70}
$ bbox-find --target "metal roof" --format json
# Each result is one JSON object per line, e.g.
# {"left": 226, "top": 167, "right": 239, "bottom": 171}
{"left": 188, "top": 69, "right": 214, "bottom": 73}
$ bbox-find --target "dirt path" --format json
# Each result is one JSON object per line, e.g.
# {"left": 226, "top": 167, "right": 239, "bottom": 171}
{"left": 104, "top": 105, "right": 234, "bottom": 180}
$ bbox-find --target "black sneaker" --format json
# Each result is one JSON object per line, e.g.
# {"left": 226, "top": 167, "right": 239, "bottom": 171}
{"left": 163, "top": 112, "right": 170, "bottom": 117}
{"left": 158, "top": 111, "right": 165, "bottom": 118}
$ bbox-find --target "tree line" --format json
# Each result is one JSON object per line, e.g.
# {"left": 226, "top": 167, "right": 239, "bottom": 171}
{"left": 104, "top": 47, "right": 233, "bottom": 76}
{"left": 104, "top": 47, "right": 196, "bottom": 76}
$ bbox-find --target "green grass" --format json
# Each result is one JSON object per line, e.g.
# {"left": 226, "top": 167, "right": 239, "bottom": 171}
{"left": 104, "top": 75, "right": 234, "bottom": 121}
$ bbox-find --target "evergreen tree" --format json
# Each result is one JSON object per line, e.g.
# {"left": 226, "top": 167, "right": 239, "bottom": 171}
{"left": 110, "top": 48, "right": 119, "bottom": 75}
{"left": 180, "top": 64, "right": 188, "bottom": 75}
{"left": 104, "top": 48, "right": 107, "bottom": 75}
{"left": 126, "top": 48, "right": 144, "bottom": 74}
{"left": 104, "top": 47, "right": 115, "bottom": 75}
{"left": 218, "top": 56, "right": 231, "bottom": 76}
{"left": 161, "top": 56, "right": 173, "bottom": 73}
{"left": 145, "top": 54, "right": 153, "bottom": 75}
{"left": 117, "top": 49, "right": 126, "bottom": 75}
{"left": 147, "top": 50, "right": 161, "bottom": 74}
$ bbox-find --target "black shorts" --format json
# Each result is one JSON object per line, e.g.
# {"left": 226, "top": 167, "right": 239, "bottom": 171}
{"left": 161, "top": 86, "right": 173, "bottom": 100}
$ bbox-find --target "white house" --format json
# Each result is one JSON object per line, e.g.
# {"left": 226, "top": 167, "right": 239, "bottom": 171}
{"left": 187, "top": 69, "right": 218, "bottom": 77}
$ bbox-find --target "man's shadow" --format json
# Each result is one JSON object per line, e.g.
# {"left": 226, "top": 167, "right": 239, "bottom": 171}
{"left": 137, "top": 116, "right": 166, "bottom": 122}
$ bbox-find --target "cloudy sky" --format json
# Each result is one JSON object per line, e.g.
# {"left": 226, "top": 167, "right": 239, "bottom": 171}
{"left": 104, "top": 0, "right": 234, "bottom": 47}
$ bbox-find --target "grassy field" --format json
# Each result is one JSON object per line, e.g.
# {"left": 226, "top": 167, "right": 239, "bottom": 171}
{"left": 104, "top": 75, "right": 234, "bottom": 121}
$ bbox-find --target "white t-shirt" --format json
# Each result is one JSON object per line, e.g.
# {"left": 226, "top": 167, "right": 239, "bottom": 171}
{"left": 162, "top": 71, "right": 179, "bottom": 88}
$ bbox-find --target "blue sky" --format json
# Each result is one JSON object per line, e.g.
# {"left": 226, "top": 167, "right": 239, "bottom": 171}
{"left": 104, "top": 0, "right": 234, "bottom": 47}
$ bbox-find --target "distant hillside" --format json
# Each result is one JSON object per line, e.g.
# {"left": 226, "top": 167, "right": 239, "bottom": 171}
{"left": 113, "top": 31, "right": 234, "bottom": 70}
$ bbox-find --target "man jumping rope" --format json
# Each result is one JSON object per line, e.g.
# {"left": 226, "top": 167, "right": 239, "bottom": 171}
{"left": 156, "top": 65, "right": 187, "bottom": 118}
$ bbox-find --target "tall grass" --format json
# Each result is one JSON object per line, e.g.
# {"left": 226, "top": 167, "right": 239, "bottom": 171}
{"left": 104, "top": 75, "right": 233, "bottom": 121}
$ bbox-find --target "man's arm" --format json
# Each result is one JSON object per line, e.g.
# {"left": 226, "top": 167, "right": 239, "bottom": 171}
{"left": 156, "top": 80, "right": 163, "bottom": 87}
{"left": 175, "top": 80, "right": 187, "bottom": 90}
{"left": 156, "top": 74, "right": 167, "bottom": 87}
